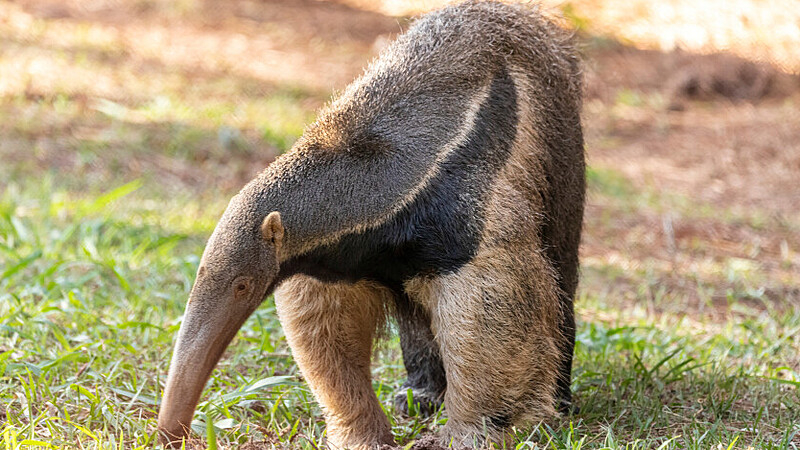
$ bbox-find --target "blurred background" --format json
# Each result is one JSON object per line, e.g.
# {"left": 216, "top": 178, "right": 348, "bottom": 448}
{"left": 2, "top": 0, "right": 798, "bottom": 279}
{"left": 1, "top": 0, "right": 798, "bottom": 448}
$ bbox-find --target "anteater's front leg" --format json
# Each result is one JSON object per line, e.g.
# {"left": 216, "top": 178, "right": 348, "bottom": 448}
{"left": 275, "top": 276, "right": 395, "bottom": 449}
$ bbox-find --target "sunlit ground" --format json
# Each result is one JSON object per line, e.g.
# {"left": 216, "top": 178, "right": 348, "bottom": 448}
{"left": 339, "top": 0, "right": 800, "bottom": 73}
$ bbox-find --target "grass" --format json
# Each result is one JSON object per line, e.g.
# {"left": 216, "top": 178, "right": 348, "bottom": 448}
{"left": 1, "top": 0, "right": 799, "bottom": 448}
{"left": 2, "top": 172, "right": 798, "bottom": 449}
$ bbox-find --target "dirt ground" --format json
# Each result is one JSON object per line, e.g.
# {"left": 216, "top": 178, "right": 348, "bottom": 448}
{"left": 579, "top": 43, "right": 800, "bottom": 312}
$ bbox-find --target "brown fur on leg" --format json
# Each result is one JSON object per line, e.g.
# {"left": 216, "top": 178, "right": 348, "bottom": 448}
{"left": 407, "top": 248, "right": 562, "bottom": 449}
{"left": 405, "top": 172, "right": 564, "bottom": 448}
{"left": 274, "top": 275, "right": 395, "bottom": 450}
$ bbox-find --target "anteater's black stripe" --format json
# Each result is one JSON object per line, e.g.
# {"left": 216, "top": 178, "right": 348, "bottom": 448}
{"left": 279, "top": 68, "right": 518, "bottom": 290}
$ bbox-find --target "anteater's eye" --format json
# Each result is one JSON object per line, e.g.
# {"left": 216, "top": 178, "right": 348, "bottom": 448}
{"left": 232, "top": 276, "right": 253, "bottom": 298}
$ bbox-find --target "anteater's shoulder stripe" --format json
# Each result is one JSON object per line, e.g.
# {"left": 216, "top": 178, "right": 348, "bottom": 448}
{"left": 274, "top": 83, "right": 491, "bottom": 260}
{"left": 278, "top": 68, "right": 519, "bottom": 286}
{"left": 350, "top": 85, "right": 490, "bottom": 234}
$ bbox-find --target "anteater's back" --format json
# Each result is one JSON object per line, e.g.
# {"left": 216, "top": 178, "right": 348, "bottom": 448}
{"left": 313, "top": 0, "right": 582, "bottom": 152}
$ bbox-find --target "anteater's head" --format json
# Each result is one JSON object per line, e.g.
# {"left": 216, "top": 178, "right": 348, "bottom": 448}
{"left": 157, "top": 193, "right": 284, "bottom": 447}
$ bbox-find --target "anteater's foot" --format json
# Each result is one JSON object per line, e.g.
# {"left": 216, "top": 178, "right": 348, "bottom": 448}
{"left": 393, "top": 384, "right": 444, "bottom": 418}
{"left": 557, "top": 396, "right": 580, "bottom": 415}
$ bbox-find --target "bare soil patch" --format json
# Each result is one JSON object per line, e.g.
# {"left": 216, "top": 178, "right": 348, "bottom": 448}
{"left": 580, "top": 42, "right": 799, "bottom": 307}
{"left": 584, "top": 44, "right": 800, "bottom": 219}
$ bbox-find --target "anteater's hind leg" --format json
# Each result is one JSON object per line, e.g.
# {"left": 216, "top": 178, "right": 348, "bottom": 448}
{"left": 405, "top": 245, "right": 563, "bottom": 448}
{"left": 393, "top": 294, "right": 447, "bottom": 417}
{"left": 555, "top": 291, "right": 577, "bottom": 413}
{"left": 274, "top": 275, "right": 395, "bottom": 450}
{"left": 541, "top": 162, "right": 584, "bottom": 415}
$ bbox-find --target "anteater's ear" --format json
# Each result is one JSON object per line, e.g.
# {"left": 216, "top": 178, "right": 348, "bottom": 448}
{"left": 261, "top": 211, "right": 284, "bottom": 245}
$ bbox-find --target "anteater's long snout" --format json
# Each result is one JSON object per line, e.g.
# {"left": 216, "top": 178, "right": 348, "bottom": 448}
{"left": 157, "top": 293, "right": 256, "bottom": 447}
